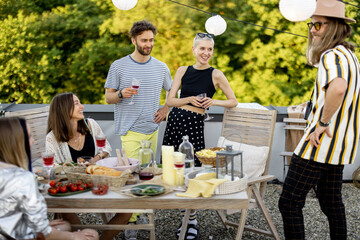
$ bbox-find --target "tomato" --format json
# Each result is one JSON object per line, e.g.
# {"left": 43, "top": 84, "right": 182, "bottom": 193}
{"left": 70, "top": 184, "right": 78, "bottom": 192}
{"left": 78, "top": 184, "right": 85, "bottom": 191}
{"left": 48, "top": 187, "right": 58, "bottom": 194}
{"left": 60, "top": 185, "right": 68, "bottom": 193}
{"left": 83, "top": 183, "right": 88, "bottom": 189}
{"left": 92, "top": 189, "right": 100, "bottom": 194}
{"left": 87, "top": 182, "right": 94, "bottom": 188}
{"left": 92, "top": 183, "right": 108, "bottom": 195}
{"left": 75, "top": 179, "right": 82, "bottom": 185}
{"left": 56, "top": 182, "right": 62, "bottom": 187}
{"left": 49, "top": 180, "right": 56, "bottom": 188}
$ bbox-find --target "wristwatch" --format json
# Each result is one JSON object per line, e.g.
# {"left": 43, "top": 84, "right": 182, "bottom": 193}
{"left": 118, "top": 89, "right": 123, "bottom": 99}
{"left": 319, "top": 120, "right": 330, "bottom": 127}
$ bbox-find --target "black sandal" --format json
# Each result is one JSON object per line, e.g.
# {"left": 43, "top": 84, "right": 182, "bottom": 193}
{"left": 176, "top": 223, "right": 199, "bottom": 240}
{"left": 185, "top": 223, "right": 199, "bottom": 240}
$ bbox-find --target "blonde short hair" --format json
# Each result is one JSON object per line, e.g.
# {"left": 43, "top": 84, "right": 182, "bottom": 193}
{"left": 193, "top": 33, "right": 215, "bottom": 48}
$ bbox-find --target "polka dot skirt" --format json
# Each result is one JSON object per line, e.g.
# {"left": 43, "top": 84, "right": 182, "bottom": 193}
{"left": 162, "top": 107, "right": 205, "bottom": 167}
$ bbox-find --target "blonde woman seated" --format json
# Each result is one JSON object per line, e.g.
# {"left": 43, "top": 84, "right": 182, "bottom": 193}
{"left": 0, "top": 117, "right": 98, "bottom": 240}
{"left": 46, "top": 92, "right": 111, "bottom": 164}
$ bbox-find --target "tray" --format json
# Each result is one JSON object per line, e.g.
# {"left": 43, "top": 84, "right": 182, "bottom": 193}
{"left": 48, "top": 188, "right": 92, "bottom": 197}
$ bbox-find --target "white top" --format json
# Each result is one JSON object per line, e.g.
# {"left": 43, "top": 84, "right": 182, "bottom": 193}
{"left": 295, "top": 45, "right": 360, "bottom": 165}
{"left": 46, "top": 118, "right": 112, "bottom": 164}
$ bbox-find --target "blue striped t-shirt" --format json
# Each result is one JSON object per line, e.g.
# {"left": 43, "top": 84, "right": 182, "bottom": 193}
{"left": 105, "top": 55, "right": 172, "bottom": 135}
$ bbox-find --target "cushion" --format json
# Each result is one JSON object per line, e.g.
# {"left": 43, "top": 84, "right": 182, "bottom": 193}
{"left": 216, "top": 136, "right": 269, "bottom": 179}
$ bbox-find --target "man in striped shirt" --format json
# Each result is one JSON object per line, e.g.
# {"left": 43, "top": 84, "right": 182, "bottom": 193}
{"left": 105, "top": 20, "right": 172, "bottom": 159}
{"left": 279, "top": 0, "right": 359, "bottom": 239}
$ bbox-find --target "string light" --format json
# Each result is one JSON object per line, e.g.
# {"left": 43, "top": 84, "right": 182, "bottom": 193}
{"left": 168, "top": 0, "right": 308, "bottom": 39}
{"left": 279, "top": 0, "right": 316, "bottom": 22}
{"left": 168, "top": 0, "right": 359, "bottom": 39}
{"left": 112, "top": 0, "right": 137, "bottom": 10}
{"left": 205, "top": 15, "right": 227, "bottom": 36}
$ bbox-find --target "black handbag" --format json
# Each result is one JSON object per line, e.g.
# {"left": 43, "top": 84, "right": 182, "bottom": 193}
{"left": 304, "top": 91, "right": 314, "bottom": 120}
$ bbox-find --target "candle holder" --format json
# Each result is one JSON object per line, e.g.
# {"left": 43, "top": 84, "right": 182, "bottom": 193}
{"left": 215, "top": 145, "right": 243, "bottom": 181}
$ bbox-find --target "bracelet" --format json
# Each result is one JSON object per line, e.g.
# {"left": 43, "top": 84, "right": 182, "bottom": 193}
{"left": 319, "top": 120, "right": 330, "bottom": 127}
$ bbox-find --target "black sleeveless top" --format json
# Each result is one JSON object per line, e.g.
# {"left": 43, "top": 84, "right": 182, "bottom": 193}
{"left": 68, "top": 132, "right": 96, "bottom": 163}
{"left": 180, "top": 66, "right": 216, "bottom": 100}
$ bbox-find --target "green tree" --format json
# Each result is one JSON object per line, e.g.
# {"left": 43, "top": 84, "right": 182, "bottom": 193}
{"left": 1, "top": 0, "right": 359, "bottom": 106}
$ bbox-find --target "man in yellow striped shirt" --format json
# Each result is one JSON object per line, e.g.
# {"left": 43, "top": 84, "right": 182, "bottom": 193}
{"left": 279, "top": 0, "right": 359, "bottom": 239}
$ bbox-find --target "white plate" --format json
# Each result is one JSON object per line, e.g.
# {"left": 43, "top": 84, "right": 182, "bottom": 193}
{"left": 96, "top": 157, "right": 139, "bottom": 172}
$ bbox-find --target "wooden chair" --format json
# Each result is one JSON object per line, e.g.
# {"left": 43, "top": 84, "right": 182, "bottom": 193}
{"left": 280, "top": 117, "right": 306, "bottom": 179}
{"left": 216, "top": 107, "right": 280, "bottom": 239}
{"left": 5, "top": 106, "right": 49, "bottom": 167}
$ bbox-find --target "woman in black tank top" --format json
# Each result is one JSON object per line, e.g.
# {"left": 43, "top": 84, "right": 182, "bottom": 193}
{"left": 163, "top": 33, "right": 237, "bottom": 164}
{"left": 162, "top": 33, "right": 237, "bottom": 240}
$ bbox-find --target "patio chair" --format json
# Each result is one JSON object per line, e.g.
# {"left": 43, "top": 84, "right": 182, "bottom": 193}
{"left": 5, "top": 106, "right": 49, "bottom": 167}
{"left": 215, "top": 107, "right": 280, "bottom": 240}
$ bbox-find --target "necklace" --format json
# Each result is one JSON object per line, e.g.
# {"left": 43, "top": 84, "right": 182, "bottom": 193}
{"left": 68, "top": 133, "right": 83, "bottom": 150}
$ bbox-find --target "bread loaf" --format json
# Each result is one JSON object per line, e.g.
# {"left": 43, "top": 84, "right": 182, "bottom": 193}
{"left": 85, "top": 165, "right": 122, "bottom": 177}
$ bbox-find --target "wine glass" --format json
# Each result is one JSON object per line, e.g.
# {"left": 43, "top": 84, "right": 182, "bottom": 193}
{"left": 173, "top": 153, "right": 185, "bottom": 188}
{"left": 197, "top": 93, "right": 214, "bottom": 121}
{"left": 128, "top": 78, "right": 141, "bottom": 105}
{"left": 95, "top": 134, "right": 106, "bottom": 159}
{"left": 42, "top": 152, "right": 54, "bottom": 181}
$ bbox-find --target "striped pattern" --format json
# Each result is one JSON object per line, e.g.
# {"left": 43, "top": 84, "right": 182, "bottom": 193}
{"left": 105, "top": 55, "right": 172, "bottom": 135}
{"left": 294, "top": 45, "right": 360, "bottom": 165}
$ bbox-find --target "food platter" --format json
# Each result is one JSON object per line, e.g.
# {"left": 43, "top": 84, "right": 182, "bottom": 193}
{"left": 130, "top": 184, "right": 165, "bottom": 196}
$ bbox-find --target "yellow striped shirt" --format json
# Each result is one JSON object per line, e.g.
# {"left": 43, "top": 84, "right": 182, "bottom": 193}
{"left": 294, "top": 45, "right": 360, "bottom": 165}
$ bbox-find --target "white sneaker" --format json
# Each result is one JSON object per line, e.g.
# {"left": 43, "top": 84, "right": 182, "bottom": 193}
{"left": 124, "top": 222, "right": 137, "bottom": 240}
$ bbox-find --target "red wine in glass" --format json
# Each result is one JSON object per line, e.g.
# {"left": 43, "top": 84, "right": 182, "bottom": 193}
{"left": 139, "top": 172, "right": 154, "bottom": 180}
{"left": 174, "top": 162, "right": 185, "bottom": 168}
{"left": 96, "top": 138, "right": 106, "bottom": 148}
{"left": 129, "top": 78, "right": 141, "bottom": 105}
{"left": 95, "top": 135, "right": 106, "bottom": 159}
{"left": 41, "top": 152, "right": 55, "bottom": 181}
{"left": 43, "top": 156, "right": 54, "bottom": 167}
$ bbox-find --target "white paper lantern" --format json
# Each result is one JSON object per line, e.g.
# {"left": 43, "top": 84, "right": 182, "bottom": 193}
{"left": 279, "top": 0, "right": 316, "bottom": 22}
{"left": 205, "top": 15, "right": 227, "bottom": 36}
{"left": 112, "top": 0, "right": 138, "bottom": 11}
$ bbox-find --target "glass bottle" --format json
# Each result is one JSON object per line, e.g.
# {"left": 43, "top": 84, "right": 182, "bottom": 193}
{"left": 138, "top": 140, "right": 154, "bottom": 181}
{"left": 179, "top": 135, "right": 194, "bottom": 174}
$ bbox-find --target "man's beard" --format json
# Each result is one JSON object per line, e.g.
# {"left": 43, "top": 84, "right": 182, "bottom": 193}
{"left": 136, "top": 45, "right": 152, "bottom": 56}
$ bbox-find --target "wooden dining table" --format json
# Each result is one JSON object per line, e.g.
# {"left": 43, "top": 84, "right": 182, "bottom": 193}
{"left": 45, "top": 187, "right": 249, "bottom": 240}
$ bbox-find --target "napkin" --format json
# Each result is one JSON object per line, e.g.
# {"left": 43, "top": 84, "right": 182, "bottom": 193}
{"left": 176, "top": 173, "right": 228, "bottom": 198}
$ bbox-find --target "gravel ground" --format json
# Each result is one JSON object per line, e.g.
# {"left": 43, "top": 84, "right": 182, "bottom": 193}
{"left": 73, "top": 182, "right": 360, "bottom": 240}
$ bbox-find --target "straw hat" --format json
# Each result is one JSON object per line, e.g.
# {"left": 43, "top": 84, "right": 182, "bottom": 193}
{"left": 313, "top": 0, "right": 356, "bottom": 23}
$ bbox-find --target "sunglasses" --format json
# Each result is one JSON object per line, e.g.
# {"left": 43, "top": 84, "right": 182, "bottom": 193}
{"left": 196, "top": 33, "right": 215, "bottom": 39}
{"left": 307, "top": 22, "right": 328, "bottom": 31}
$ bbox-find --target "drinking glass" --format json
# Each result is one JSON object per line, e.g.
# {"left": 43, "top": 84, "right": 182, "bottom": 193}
{"left": 197, "top": 93, "right": 214, "bottom": 121}
{"left": 128, "top": 78, "right": 141, "bottom": 105}
{"left": 91, "top": 175, "right": 109, "bottom": 195}
{"left": 95, "top": 134, "right": 106, "bottom": 159}
{"left": 173, "top": 153, "right": 185, "bottom": 188}
{"left": 41, "top": 152, "right": 54, "bottom": 181}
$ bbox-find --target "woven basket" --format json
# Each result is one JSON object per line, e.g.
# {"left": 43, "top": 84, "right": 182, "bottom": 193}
{"left": 195, "top": 147, "right": 227, "bottom": 167}
{"left": 62, "top": 164, "right": 130, "bottom": 191}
